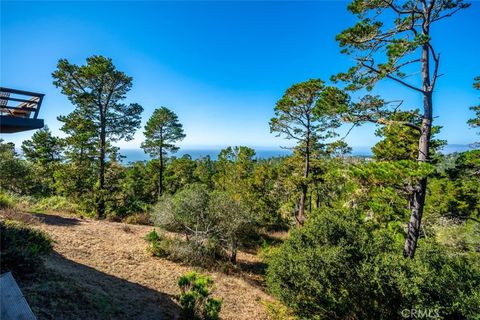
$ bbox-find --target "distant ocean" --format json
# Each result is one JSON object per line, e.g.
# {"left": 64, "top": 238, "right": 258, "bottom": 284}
{"left": 119, "top": 144, "right": 476, "bottom": 164}
{"left": 119, "top": 148, "right": 293, "bottom": 163}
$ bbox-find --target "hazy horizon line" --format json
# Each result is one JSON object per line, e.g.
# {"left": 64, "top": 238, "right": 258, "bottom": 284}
{"left": 119, "top": 143, "right": 475, "bottom": 151}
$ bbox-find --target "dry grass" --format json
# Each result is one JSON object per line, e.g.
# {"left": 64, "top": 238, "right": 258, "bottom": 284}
{"left": 8, "top": 210, "right": 276, "bottom": 320}
{"left": 0, "top": 208, "right": 41, "bottom": 225}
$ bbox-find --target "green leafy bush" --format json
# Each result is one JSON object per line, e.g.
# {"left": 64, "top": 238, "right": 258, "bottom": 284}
{"left": 145, "top": 229, "right": 223, "bottom": 268}
{"left": 266, "top": 209, "right": 480, "bottom": 319}
{"left": 145, "top": 229, "right": 161, "bottom": 242}
{"left": 262, "top": 300, "right": 297, "bottom": 320}
{"left": 151, "top": 184, "right": 256, "bottom": 265}
{"left": 0, "top": 220, "right": 52, "bottom": 276}
{"left": 0, "top": 192, "right": 35, "bottom": 211}
{"left": 433, "top": 220, "right": 480, "bottom": 253}
{"left": 178, "top": 271, "right": 222, "bottom": 320}
{"left": 0, "top": 192, "right": 15, "bottom": 209}
{"left": 123, "top": 213, "right": 152, "bottom": 225}
{"left": 425, "top": 150, "right": 480, "bottom": 224}
{"left": 0, "top": 140, "right": 38, "bottom": 195}
{"left": 152, "top": 184, "right": 212, "bottom": 234}
{"left": 34, "top": 195, "right": 80, "bottom": 214}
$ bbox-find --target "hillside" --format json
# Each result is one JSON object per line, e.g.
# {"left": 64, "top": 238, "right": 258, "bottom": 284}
{"left": 8, "top": 211, "right": 274, "bottom": 320}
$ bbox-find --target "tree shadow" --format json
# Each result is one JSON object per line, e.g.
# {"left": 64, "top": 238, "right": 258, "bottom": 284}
{"left": 236, "top": 260, "right": 268, "bottom": 288}
{"left": 32, "top": 213, "right": 81, "bottom": 226}
{"left": 18, "top": 252, "right": 182, "bottom": 320}
{"left": 238, "top": 260, "right": 267, "bottom": 276}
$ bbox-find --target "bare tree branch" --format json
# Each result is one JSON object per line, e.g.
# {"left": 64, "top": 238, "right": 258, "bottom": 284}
{"left": 361, "top": 62, "right": 426, "bottom": 93}
{"left": 432, "top": 6, "right": 465, "bottom": 22}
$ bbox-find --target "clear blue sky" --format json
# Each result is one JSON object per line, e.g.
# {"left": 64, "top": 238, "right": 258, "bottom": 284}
{"left": 1, "top": 1, "right": 479, "bottom": 150}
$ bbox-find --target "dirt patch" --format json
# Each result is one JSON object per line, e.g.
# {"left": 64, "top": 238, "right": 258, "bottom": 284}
{"left": 19, "top": 252, "right": 181, "bottom": 320}
{"left": 16, "top": 212, "right": 274, "bottom": 320}
{"left": 0, "top": 208, "right": 41, "bottom": 225}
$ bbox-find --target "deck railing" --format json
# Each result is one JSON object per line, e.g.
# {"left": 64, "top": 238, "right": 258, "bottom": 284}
{"left": 0, "top": 87, "right": 45, "bottom": 120}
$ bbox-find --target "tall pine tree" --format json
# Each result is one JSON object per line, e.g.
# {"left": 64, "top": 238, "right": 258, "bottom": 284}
{"left": 53, "top": 55, "right": 143, "bottom": 218}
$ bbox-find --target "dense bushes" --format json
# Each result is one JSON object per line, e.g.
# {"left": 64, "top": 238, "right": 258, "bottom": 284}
{"left": 151, "top": 184, "right": 256, "bottom": 265}
{"left": 0, "top": 192, "right": 15, "bottom": 209}
{"left": 35, "top": 196, "right": 80, "bottom": 214}
{"left": 123, "top": 213, "right": 152, "bottom": 225}
{"left": 425, "top": 150, "right": 480, "bottom": 223}
{"left": 0, "top": 192, "right": 81, "bottom": 215}
{"left": 178, "top": 272, "right": 222, "bottom": 320}
{"left": 145, "top": 229, "right": 223, "bottom": 267}
{"left": 0, "top": 141, "right": 38, "bottom": 194}
{"left": 266, "top": 209, "right": 480, "bottom": 320}
{"left": 0, "top": 220, "right": 52, "bottom": 276}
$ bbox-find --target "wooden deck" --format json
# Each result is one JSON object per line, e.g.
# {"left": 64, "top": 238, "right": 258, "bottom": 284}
{"left": 0, "top": 87, "right": 45, "bottom": 133}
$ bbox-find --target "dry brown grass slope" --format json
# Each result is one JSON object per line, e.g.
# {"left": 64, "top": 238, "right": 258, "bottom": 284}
{"left": 8, "top": 211, "right": 275, "bottom": 320}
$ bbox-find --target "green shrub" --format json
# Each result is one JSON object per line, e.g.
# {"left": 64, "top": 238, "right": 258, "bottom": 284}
{"left": 0, "top": 192, "right": 35, "bottom": 211}
{"left": 0, "top": 220, "right": 52, "bottom": 276}
{"left": 151, "top": 184, "right": 257, "bottom": 265}
{"left": 145, "top": 229, "right": 172, "bottom": 257}
{"left": 258, "top": 239, "right": 281, "bottom": 262}
{"left": 266, "top": 209, "right": 480, "bottom": 319}
{"left": 151, "top": 184, "right": 212, "bottom": 234}
{"left": 178, "top": 271, "right": 222, "bottom": 320}
{"left": 262, "top": 300, "right": 297, "bottom": 320}
{"left": 34, "top": 196, "right": 79, "bottom": 214}
{"left": 145, "top": 229, "right": 161, "bottom": 242}
{"left": 434, "top": 220, "right": 480, "bottom": 253}
{"left": 0, "top": 141, "right": 37, "bottom": 195}
{"left": 0, "top": 192, "right": 15, "bottom": 209}
{"left": 145, "top": 229, "right": 223, "bottom": 268}
{"left": 170, "top": 238, "right": 224, "bottom": 268}
{"left": 124, "top": 213, "right": 152, "bottom": 225}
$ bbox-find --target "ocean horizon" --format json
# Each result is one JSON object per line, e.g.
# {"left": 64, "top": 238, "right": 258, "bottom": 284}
{"left": 118, "top": 144, "right": 476, "bottom": 163}
{"left": 12, "top": 144, "right": 475, "bottom": 163}
{"left": 119, "top": 148, "right": 293, "bottom": 163}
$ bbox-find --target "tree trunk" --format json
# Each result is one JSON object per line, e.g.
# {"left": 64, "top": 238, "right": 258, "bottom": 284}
{"left": 297, "top": 126, "right": 310, "bottom": 226}
{"left": 403, "top": 40, "right": 433, "bottom": 259}
{"left": 230, "top": 240, "right": 238, "bottom": 264}
{"left": 158, "top": 146, "right": 163, "bottom": 198}
{"left": 96, "top": 123, "right": 106, "bottom": 219}
{"left": 297, "top": 186, "right": 307, "bottom": 225}
{"left": 309, "top": 189, "right": 314, "bottom": 212}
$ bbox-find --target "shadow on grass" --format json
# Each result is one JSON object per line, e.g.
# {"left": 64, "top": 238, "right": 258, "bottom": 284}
{"left": 18, "top": 252, "right": 181, "bottom": 320}
{"left": 234, "top": 259, "right": 268, "bottom": 289}
{"left": 32, "top": 213, "right": 81, "bottom": 226}
{"left": 238, "top": 260, "right": 267, "bottom": 277}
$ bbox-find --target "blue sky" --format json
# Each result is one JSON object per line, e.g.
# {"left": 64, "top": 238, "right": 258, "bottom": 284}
{"left": 1, "top": 1, "right": 479, "bottom": 151}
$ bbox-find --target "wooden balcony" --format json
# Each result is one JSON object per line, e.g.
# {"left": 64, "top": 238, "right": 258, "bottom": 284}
{"left": 0, "top": 87, "right": 44, "bottom": 133}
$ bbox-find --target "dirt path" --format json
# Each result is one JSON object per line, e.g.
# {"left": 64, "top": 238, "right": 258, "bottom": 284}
{"left": 17, "top": 212, "right": 273, "bottom": 319}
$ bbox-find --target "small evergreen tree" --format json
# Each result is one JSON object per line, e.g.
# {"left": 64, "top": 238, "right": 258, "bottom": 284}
{"left": 141, "top": 107, "right": 185, "bottom": 198}
{"left": 270, "top": 79, "right": 343, "bottom": 225}
{"left": 21, "top": 126, "right": 64, "bottom": 195}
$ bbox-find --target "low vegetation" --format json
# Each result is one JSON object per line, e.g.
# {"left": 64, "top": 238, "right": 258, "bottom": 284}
{"left": 266, "top": 209, "right": 480, "bottom": 319}
{"left": 0, "top": 192, "right": 15, "bottom": 209}
{"left": 0, "top": 220, "right": 52, "bottom": 276}
{"left": 151, "top": 184, "right": 256, "bottom": 266}
{"left": 178, "top": 272, "right": 222, "bottom": 320}
{"left": 146, "top": 229, "right": 223, "bottom": 268}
